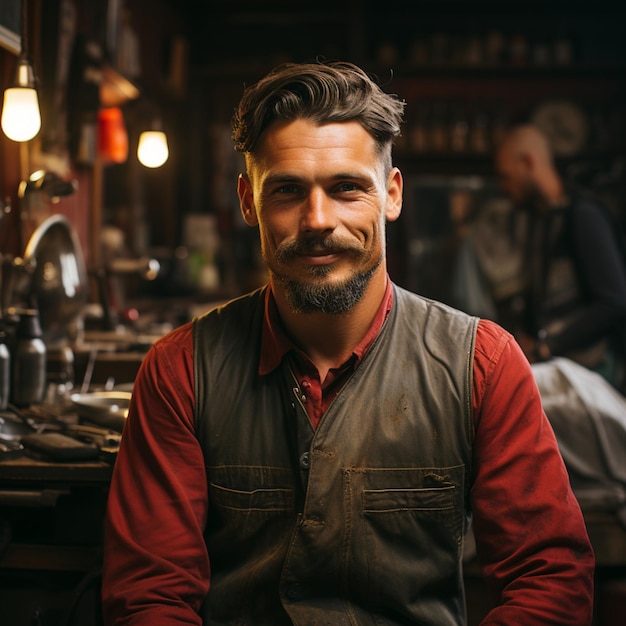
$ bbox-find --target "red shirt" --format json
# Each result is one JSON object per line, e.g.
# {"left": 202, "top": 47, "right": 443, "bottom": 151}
{"left": 102, "top": 283, "right": 595, "bottom": 625}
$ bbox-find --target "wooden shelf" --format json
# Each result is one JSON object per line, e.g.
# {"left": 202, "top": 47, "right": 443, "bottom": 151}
{"left": 385, "top": 63, "right": 626, "bottom": 80}
{"left": 0, "top": 543, "right": 102, "bottom": 572}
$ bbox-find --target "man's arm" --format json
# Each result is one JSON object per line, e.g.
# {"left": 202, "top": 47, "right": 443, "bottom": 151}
{"left": 471, "top": 320, "right": 595, "bottom": 624}
{"left": 102, "top": 323, "right": 209, "bottom": 625}
{"left": 547, "top": 199, "right": 626, "bottom": 355}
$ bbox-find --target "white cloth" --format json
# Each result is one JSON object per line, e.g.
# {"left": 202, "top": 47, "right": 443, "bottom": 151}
{"left": 532, "top": 357, "right": 626, "bottom": 526}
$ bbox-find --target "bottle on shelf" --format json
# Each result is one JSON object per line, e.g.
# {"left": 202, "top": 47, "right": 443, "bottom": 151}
{"left": 11, "top": 309, "right": 47, "bottom": 407}
{"left": 469, "top": 104, "right": 491, "bottom": 154}
{"left": 449, "top": 102, "right": 470, "bottom": 153}
{"left": 430, "top": 102, "right": 449, "bottom": 152}
{"left": 409, "top": 103, "right": 431, "bottom": 153}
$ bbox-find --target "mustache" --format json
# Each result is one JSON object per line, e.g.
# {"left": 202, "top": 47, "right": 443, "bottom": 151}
{"left": 275, "top": 236, "right": 362, "bottom": 262}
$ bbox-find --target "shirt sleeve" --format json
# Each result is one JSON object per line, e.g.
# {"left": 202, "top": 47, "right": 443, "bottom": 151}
{"left": 471, "top": 319, "right": 595, "bottom": 625}
{"left": 102, "top": 323, "right": 209, "bottom": 626}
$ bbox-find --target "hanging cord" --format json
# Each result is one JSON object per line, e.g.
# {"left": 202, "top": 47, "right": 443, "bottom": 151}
{"left": 20, "top": 0, "right": 30, "bottom": 59}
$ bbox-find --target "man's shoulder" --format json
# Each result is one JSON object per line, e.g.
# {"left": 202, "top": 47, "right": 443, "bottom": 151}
{"left": 567, "top": 187, "right": 625, "bottom": 248}
{"left": 154, "top": 320, "right": 193, "bottom": 344}
{"left": 149, "top": 287, "right": 265, "bottom": 352}
{"left": 567, "top": 186, "right": 610, "bottom": 220}
{"left": 392, "top": 284, "right": 484, "bottom": 359}
{"left": 192, "top": 287, "right": 267, "bottom": 353}
{"left": 394, "top": 283, "right": 478, "bottom": 324}
{"left": 474, "top": 318, "right": 514, "bottom": 361}
{"left": 195, "top": 287, "right": 266, "bottom": 323}
{"left": 393, "top": 284, "right": 513, "bottom": 360}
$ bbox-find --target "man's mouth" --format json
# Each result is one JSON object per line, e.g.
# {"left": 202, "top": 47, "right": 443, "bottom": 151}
{"left": 297, "top": 250, "right": 342, "bottom": 265}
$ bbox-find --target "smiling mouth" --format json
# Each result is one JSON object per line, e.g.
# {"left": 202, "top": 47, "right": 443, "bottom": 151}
{"left": 297, "top": 249, "right": 342, "bottom": 264}
{"left": 280, "top": 235, "right": 354, "bottom": 256}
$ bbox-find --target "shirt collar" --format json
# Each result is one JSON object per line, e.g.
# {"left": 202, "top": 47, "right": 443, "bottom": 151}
{"left": 259, "top": 277, "right": 394, "bottom": 376}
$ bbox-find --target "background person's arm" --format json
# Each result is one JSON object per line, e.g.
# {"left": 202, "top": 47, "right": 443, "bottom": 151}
{"left": 546, "top": 199, "right": 626, "bottom": 355}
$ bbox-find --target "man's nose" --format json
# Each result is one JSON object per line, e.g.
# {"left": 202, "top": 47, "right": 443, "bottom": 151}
{"left": 300, "top": 189, "right": 336, "bottom": 232}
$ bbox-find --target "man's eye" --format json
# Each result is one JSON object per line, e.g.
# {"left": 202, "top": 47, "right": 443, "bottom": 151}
{"left": 336, "top": 182, "right": 359, "bottom": 193}
{"left": 276, "top": 184, "right": 300, "bottom": 194}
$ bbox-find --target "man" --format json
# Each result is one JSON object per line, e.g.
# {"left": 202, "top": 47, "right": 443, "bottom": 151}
{"left": 102, "top": 62, "right": 594, "bottom": 625}
{"left": 495, "top": 124, "right": 626, "bottom": 388}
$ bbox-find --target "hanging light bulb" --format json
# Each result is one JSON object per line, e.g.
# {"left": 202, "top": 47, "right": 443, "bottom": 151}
{"left": 1, "top": 0, "right": 41, "bottom": 142}
{"left": 1, "top": 86, "right": 41, "bottom": 142}
{"left": 137, "top": 129, "right": 169, "bottom": 168}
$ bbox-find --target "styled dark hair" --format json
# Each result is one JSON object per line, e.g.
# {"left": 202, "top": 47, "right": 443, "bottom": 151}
{"left": 231, "top": 61, "right": 405, "bottom": 169}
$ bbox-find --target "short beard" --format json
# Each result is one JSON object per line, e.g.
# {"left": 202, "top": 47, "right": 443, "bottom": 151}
{"left": 271, "top": 236, "right": 381, "bottom": 315}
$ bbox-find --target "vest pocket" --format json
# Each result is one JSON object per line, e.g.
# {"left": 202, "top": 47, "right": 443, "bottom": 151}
{"left": 360, "top": 476, "right": 462, "bottom": 551}
{"left": 211, "top": 482, "right": 293, "bottom": 511}
{"left": 208, "top": 465, "right": 295, "bottom": 537}
{"left": 348, "top": 466, "right": 465, "bottom": 607}
{"left": 362, "top": 484, "right": 456, "bottom": 513}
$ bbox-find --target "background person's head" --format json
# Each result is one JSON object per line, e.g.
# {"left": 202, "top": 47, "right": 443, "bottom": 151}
{"left": 495, "top": 124, "right": 564, "bottom": 211}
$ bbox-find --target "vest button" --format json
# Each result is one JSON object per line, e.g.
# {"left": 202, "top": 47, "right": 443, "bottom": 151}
{"left": 286, "top": 582, "right": 303, "bottom": 600}
{"left": 299, "top": 452, "right": 310, "bottom": 470}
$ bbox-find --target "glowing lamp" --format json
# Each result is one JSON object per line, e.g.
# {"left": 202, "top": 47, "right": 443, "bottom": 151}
{"left": 137, "top": 130, "right": 169, "bottom": 168}
{"left": 1, "top": 1, "right": 41, "bottom": 143}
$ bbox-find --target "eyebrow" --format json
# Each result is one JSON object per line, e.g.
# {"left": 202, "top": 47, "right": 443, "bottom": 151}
{"left": 262, "top": 173, "right": 301, "bottom": 186}
{"left": 262, "top": 171, "right": 373, "bottom": 187}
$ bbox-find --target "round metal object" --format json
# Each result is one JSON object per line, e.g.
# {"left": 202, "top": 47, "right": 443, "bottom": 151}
{"left": 23, "top": 214, "right": 88, "bottom": 340}
{"left": 70, "top": 390, "right": 132, "bottom": 432}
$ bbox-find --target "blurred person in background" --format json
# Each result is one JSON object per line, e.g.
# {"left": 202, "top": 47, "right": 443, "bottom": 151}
{"left": 495, "top": 123, "right": 626, "bottom": 390}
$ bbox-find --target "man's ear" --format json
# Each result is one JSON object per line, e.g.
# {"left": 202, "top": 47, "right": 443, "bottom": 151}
{"left": 237, "top": 174, "right": 258, "bottom": 226}
{"left": 385, "top": 167, "right": 403, "bottom": 222}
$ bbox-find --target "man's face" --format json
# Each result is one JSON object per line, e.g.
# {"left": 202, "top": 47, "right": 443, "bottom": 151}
{"left": 238, "top": 119, "right": 402, "bottom": 315}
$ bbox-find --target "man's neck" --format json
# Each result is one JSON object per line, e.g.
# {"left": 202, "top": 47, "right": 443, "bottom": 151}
{"left": 271, "top": 270, "right": 388, "bottom": 379}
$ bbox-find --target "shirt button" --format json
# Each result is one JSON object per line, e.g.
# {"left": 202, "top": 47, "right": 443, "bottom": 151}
{"left": 299, "top": 452, "right": 310, "bottom": 470}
